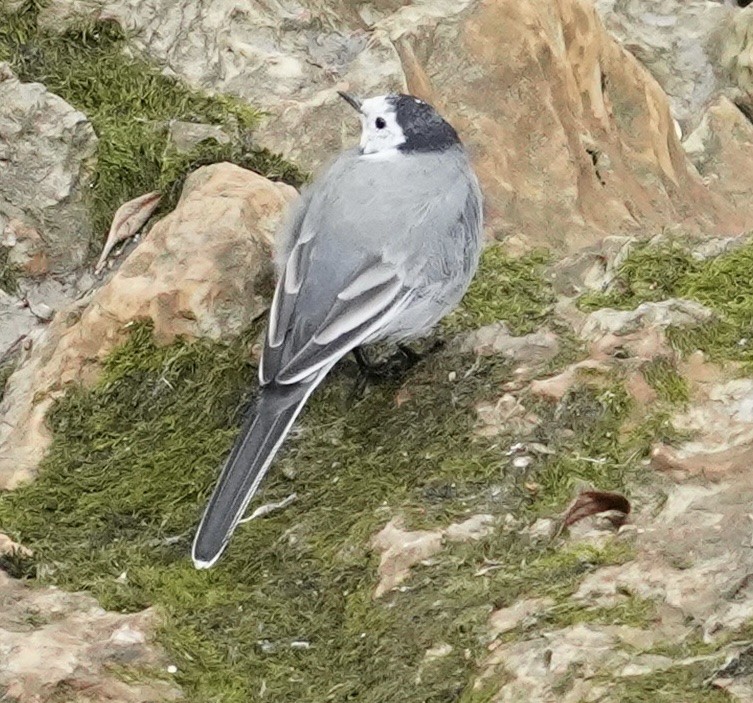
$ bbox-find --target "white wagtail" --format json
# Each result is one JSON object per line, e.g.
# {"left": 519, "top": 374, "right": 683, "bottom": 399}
{"left": 192, "top": 92, "right": 484, "bottom": 568}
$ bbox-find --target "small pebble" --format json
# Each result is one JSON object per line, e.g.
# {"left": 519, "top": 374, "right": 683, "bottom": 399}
{"left": 167, "top": 665, "right": 178, "bottom": 674}
{"left": 512, "top": 455, "right": 533, "bottom": 469}
{"left": 448, "top": 371, "right": 457, "bottom": 382}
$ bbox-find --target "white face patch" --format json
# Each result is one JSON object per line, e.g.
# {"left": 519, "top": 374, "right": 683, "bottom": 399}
{"left": 357, "top": 96, "right": 406, "bottom": 156}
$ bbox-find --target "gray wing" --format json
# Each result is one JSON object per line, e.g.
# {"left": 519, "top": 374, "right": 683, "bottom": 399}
{"left": 260, "top": 147, "right": 481, "bottom": 386}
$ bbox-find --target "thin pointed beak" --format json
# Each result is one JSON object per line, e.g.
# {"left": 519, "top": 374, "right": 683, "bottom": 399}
{"left": 337, "top": 91, "right": 362, "bottom": 113}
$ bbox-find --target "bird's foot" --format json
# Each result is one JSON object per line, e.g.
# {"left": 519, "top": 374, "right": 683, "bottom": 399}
{"left": 345, "top": 340, "right": 445, "bottom": 405}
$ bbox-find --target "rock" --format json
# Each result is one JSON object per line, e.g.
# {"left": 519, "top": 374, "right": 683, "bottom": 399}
{"left": 618, "top": 653, "right": 675, "bottom": 677}
{"left": 530, "top": 360, "right": 612, "bottom": 401}
{"left": 474, "top": 393, "right": 541, "bottom": 438}
{"left": 459, "top": 323, "right": 560, "bottom": 364}
{"left": 370, "top": 518, "right": 444, "bottom": 599}
{"left": 722, "top": 7, "right": 753, "bottom": 112}
{"left": 478, "top": 623, "right": 631, "bottom": 701}
{"left": 572, "top": 476, "right": 753, "bottom": 643}
{"left": 371, "top": 514, "right": 498, "bottom": 597}
{"left": 0, "top": 64, "right": 97, "bottom": 273}
{"left": 551, "top": 236, "right": 635, "bottom": 297}
{"left": 0, "top": 572, "right": 181, "bottom": 702}
{"left": 594, "top": 0, "right": 735, "bottom": 129}
{"left": 528, "top": 518, "right": 557, "bottom": 543}
{"left": 1, "top": 219, "right": 48, "bottom": 277}
{"left": 683, "top": 97, "right": 753, "bottom": 224}
{"left": 651, "top": 377, "right": 753, "bottom": 481}
{"left": 167, "top": 120, "right": 232, "bottom": 152}
{"left": 40, "top": 0, "right": 748, "bottom": 252}
{"left": 393, "top": 0, "right": 744, "bottom": 250}
{"left": 712, "top": 647, "right": 753, "bottom": 703}
{"left": 37, "top": 0, "right": 408, "bottom": 171}
{"left": 489, "top": 597, "right": 555, "bottom": 636}
{"left": 580, "top": 299, "right": 715, "bottom": 341}
{"left": 0, "top": 291, "right": 40, "bottom": 363}
{"left": 423, "top": 643, "right": 453, "bottom": 662}
{"left": 0, "top": 532, "right": 31, "bottom": 557}
{"left": 0, "top": 163, "right": 296, "bottom": 489}
{"left": 445, "top": 514, "right": 495, "bottom": 542}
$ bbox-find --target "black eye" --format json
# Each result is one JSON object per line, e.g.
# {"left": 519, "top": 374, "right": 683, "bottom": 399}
{"left": 375, "top": 117, "right": 386, "bottom": 129}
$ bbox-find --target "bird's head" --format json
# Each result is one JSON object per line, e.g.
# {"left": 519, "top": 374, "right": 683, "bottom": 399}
{"left": 337, "top": 91, "right": 460, "bottom": 157}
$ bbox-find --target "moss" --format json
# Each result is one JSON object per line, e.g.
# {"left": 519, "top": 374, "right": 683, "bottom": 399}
{"left": 533, "top": 595, "right": 657, "bottom": 631}
{"left": 0, "top": 321, "right": 507, "bottom": 701}
{"left": 606, "top": 662, "right": 732, "bottom": 702}
{"left": 578, "top": 236, "right": 753, "bottom": 366}
{"left": 0, "top": 311, "right": 661, "bottom": 702}
{"left": 0, "top": 358, "right": 15, "bottom": 404}
{"left": 0, "top": 1, "right": 307, "bottom": 251}
{"left": 642, "top": 357, "right": 690, "bottom": 406}
{"left": 524, "top": 381, "right": 638, "bottom": 510}
{"left": 446, "top": 248, "right": 556, "bottom": 334}
{"left": 578, "top": 240, "right": 701, "bottom": 312}
{"left": 0, "top": 246, "right": 19, "bottom": 294}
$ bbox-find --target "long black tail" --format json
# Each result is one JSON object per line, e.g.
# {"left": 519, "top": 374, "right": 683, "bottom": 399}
{"left": 191, "top": 381, "right": 316, "bottom": 569}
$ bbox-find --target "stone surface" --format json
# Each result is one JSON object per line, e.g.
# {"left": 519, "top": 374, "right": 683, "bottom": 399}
{"left": 683, "top": 96, "right": 753, "bottom": 217}
{"left": 0, "top": 532, "right": 31, "bottom": 557}
{"left": 475, "top": 393, "right": 541, "bottom": 438}
{"left": 460, "top": 323, "right": 560, "bottom": 364}
{"left": 167, "top": 120, "right": 232, "bottom": 152}
{"left": 38, "top": 0, "right": 749, "bottom": 251}
{"left": 371, "top": 514, "right": 497, "bottom": 598}
{"left": 0, "top": 571, "right": 181, "bottom": 702}
{"left": 0, "top": 64, "right": 97, "bottom": 273}
{"left": 530, "top": 359, "right": 612, "bottom": 401}
{"left": 595, "top": 0, "right": 734, "bottom": 129}
{"left": 480, "top": 466, "right": 753, "bottom": 698}
{"left": 722, "top": 6, "right": 753, "bottom": 111}
{"left": 579, "top": 298, "right": 715, "bottom": 341}
{"left": 489, "top": 598, "right": 555, "bottom": 636}
{"left": 651, "top": 376, "right": 753, "bottom": 481}
{"left": 371, "top": 518, "right": 444, "bottom": 599}
{"left": 0, "top": 163, "right": 296, "bottom": 489}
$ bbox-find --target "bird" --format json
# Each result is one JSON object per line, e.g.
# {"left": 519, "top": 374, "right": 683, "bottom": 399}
{"left": 191, "top": 91, "right": 484, "bottom": 569}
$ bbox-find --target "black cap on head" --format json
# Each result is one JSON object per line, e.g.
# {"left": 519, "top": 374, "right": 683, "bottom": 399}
{"left": 389, "top": 94, "right": 460, "bottom": 154}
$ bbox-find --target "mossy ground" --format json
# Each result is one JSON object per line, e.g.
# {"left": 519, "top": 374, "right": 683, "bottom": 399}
{"left": 2, "top": 4, "right": 750, "bottom": 696}
{"left": 0, "top": 0, "right": 307, "bottom": 255}
{"left": 0, "top": 246, "right": 19, "bottom": 294}
{"left": 444, "top": 248, "right": 555, "bottom": 334}
{"left": 0, "top": 247, "right": 679, "bottom": 701}
{"left": 579, "top": 236, "right": 753, "bottom": 366}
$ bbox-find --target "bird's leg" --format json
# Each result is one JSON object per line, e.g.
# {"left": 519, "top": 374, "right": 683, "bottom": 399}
{"left": 352, "top": 338, "right": 446, "bottom": 381}
{"left": 352, "top": 345, "right": 412, "bottom": 380}
{"left": 346, "top": 340, "right": 446, "bottom": 407}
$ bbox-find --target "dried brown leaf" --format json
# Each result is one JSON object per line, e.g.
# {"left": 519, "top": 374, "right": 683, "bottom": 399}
{"left": 562, "top": 489, "right": 631, "bottom": 528}
{"left": 95, "top": 191, "right": 162, "bottom": 274}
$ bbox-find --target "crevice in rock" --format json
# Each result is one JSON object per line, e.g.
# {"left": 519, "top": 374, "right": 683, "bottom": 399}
{"left": 586, "top": 147, "right": 607, "bottom": 186}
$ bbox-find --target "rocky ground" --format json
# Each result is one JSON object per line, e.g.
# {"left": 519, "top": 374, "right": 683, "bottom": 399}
{"left": 2, "top": 0, "right": 753, "bottom": 701}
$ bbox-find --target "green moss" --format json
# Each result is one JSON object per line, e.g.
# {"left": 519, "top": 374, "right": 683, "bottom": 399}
{"left": 578, "top": 236, "right": 753, "bottom": 366}
{"left": 578, "top": 240, "right": 701, "bottom": 312}
{"left": 0, "top": 246, "right": 19, "bottom": 294}
{"left": 446, "top": 248, "right": 556, "bottom": 334}
{"left": 607, "top": 662, "right": 732, "bottom": 702}
{"left": 0, "top": 314, "right": 659, "bottom": 702}
{"left": 642, "top": 357, "right": 690, "bottom": 406}
{"left": 525, "top": 381, "right": 637, "bottom": 510}
{"left": 0, "top": 1, "right": 307, "bottom": 250}
{"left": 533, "top": 595, "right": 657, "bottom": 631}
